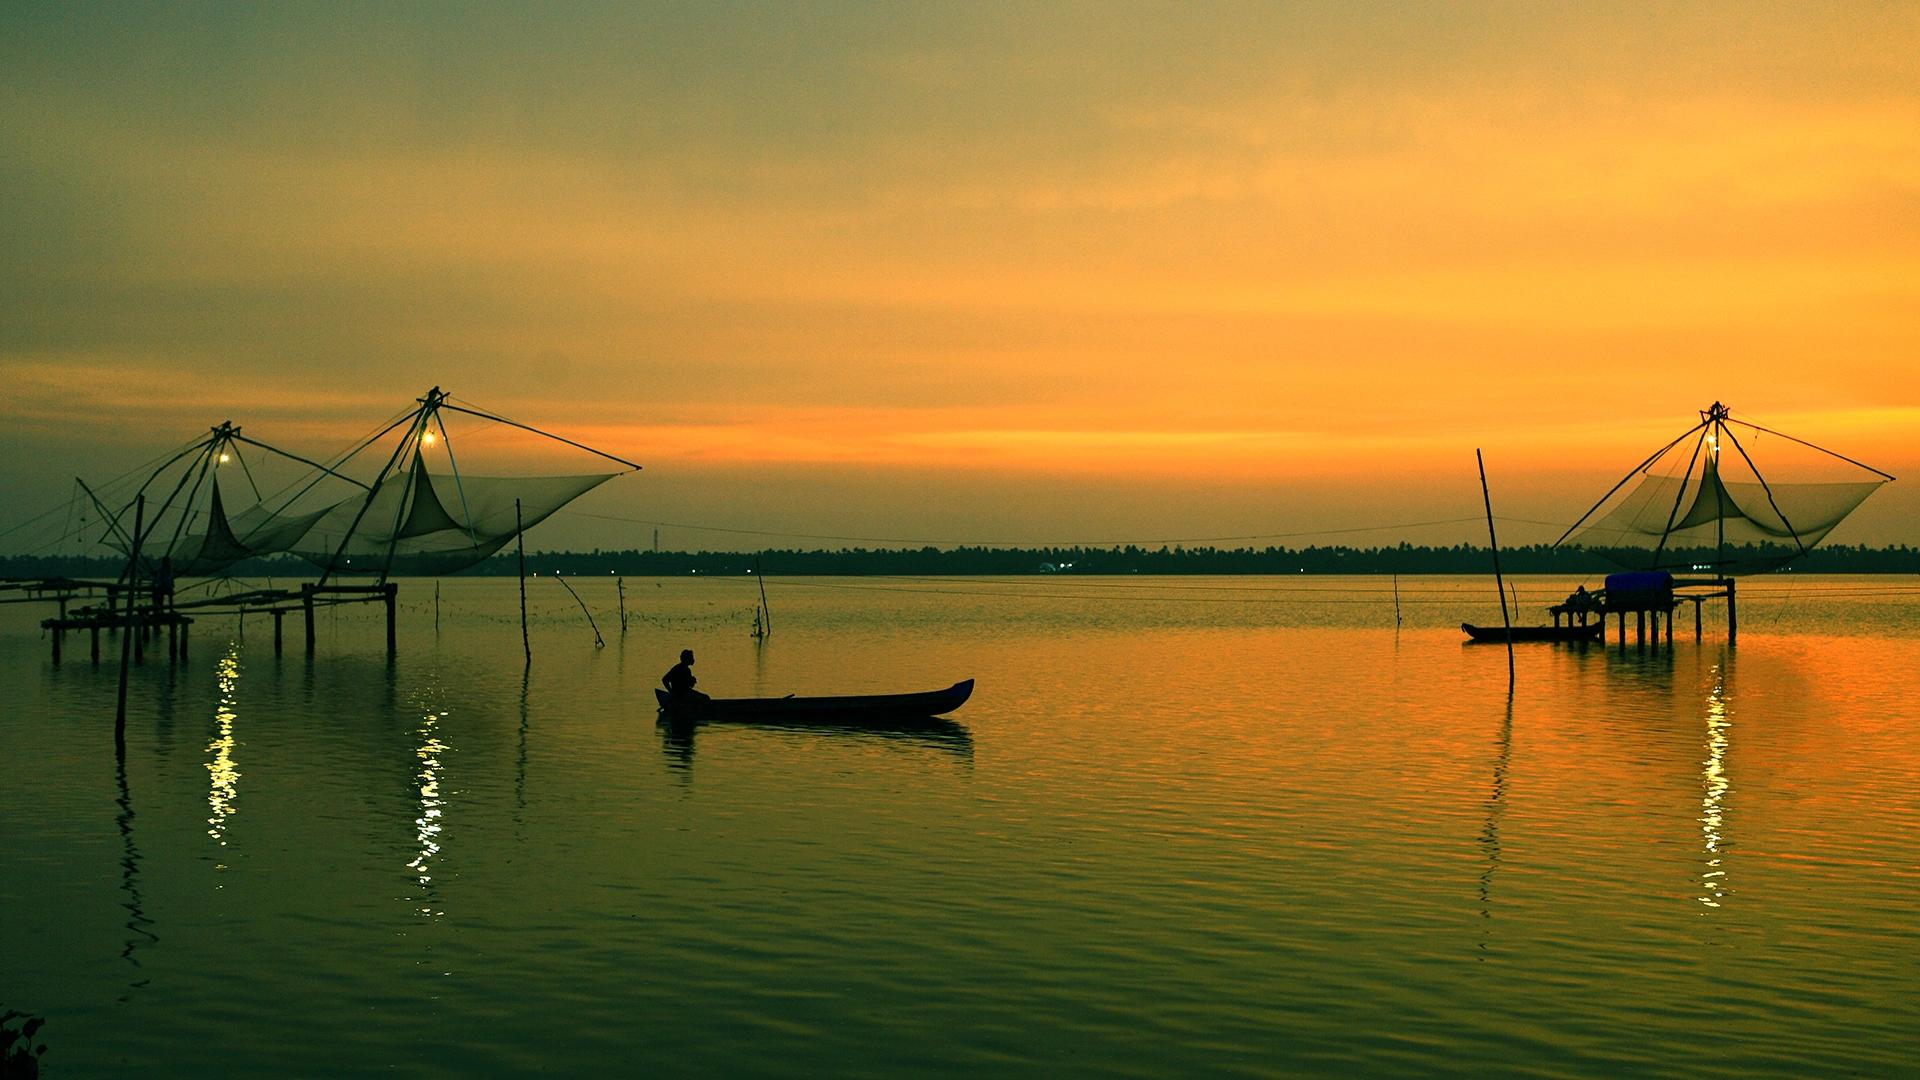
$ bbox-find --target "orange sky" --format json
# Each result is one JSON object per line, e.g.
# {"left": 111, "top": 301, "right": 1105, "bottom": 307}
{"left": 2, "top": 4, "right": 1915, "bottom": 550}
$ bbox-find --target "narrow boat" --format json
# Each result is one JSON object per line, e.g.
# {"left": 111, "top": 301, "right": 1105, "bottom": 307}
{"left": 654, "top": 678, "right": 974, "bottom": 720}
{"left": 1462, "top": 623, "right": 1603, "bottom": 643}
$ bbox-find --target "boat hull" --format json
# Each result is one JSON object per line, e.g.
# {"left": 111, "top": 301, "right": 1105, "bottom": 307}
{"left": 1462, "top": 623, "right": 1603, "bottom": 643}
{"left": 655, "top": 679, "right": 974, "bottom": 720}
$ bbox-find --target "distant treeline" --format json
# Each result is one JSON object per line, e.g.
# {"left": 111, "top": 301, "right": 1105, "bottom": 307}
{"left": 6, "top": 542, "right": 1918, "bottom": 580}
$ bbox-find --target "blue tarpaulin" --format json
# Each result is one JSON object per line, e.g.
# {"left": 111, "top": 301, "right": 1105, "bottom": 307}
{"left": 1605, "top": 571, "right": 1673, "bottom": 593}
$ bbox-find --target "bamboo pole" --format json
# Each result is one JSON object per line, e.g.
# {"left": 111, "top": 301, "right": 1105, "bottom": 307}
{"left": 1476, "top": 450, "right": 1514, "bottom": 687}
{"left": 517, "top": 499, "right": 530, "bottom": 664}
{"left": 617, "top": 576, "right": 627, "bottom": 633}
{"left": 755, "top": 554, "right": 771, "bottom": 639}
{"left": 551, "top": 572, "right": 605, "bottom": 647}
{"left": 115, "top": 495, "right": 145, "bottom": 748}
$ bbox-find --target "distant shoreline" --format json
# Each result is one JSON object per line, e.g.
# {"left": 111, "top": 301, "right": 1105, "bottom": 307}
{"left": 7, "top": 542, "right": 1916, "bottom": 579}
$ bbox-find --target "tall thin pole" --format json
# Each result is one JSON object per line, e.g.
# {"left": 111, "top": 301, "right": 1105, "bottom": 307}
{"left": 516, "top": 499, "right": 530, "bottom": 664}
{"left": 1715, "top": 419, "right": 1726, "bottom": 578}
{"left": 1477, "top": 450, "right": 1515, "bottom": 686}
{"left": 617, "top": 576, "right": 627, "bottom": 633}
{"left": 551, "top": 572, "right": 605, "bottom": 648}
{"left": 755, "top": 554, "right": 771, "bottom": 638}
{"left": 115, "top": 495, "right": 145, "bottom": 748}
{"left": 1392, "top": 572, "right": 1402, "bottom": 627}
{"left": 319, "top": 400, "right": 425, "bottom": 587}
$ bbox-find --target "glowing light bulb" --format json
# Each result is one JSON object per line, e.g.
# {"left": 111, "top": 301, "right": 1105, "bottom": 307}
{"left": 421, "top": 431, "right": 438, "bottom": 446}
{"left": 219, "top": 452, "right": 231, "bottom": 463}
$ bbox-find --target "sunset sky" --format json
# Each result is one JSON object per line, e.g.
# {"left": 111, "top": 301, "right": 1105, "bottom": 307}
{"left": 3, "top": 3, "right": 1915, "bottom": 551}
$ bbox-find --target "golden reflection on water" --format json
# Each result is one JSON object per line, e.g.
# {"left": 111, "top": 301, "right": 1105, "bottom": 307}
{"left": 205, "top": 645, "right": 242, "bottom": 866}
{"left": 407, "top": 709, "right": 450, "bottom": 916}
{"left": 1700, "top": 662, "right": 1732, "bottom": 909}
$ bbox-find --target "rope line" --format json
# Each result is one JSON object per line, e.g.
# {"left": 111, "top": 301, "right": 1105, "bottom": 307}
{"left": 551, "top": 510, "right": 1570, "bottom": 548}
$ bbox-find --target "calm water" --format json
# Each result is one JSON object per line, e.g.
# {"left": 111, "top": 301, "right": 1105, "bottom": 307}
{"left": 5, "top": 574, "right": 1919, "bottom": 1077}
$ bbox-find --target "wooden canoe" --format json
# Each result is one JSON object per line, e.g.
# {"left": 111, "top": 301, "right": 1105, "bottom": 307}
{"left": 1462, "top": 623, "right": 1604, "bottom": 643}
{"left": 654, "top": 678, "right": 974, "bottom": 720}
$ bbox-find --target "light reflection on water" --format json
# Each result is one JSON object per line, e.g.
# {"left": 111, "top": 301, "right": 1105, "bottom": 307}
{"left": 1700, "top": 662, "right": 1732, "bottom": 909}
{"left": 203, "top": 645, "right": 241, "bottom": 862}
{"left": 406, "top": 706, "right": 450, "bottom": 916}
{"left": 4, "top": 575, "right": 1918, "bottom": 1077}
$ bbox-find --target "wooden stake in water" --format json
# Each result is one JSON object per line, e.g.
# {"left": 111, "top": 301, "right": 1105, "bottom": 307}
{"left": 617, "top": 576, "right": 627, "bottom": 633}
{"left": 115, "top": 495, "right": 145, "bottom": 748}
{"left": 752, "top": 554, "right": 771, "bottom": 640}
{"left": 1392, "top": 572, "right": 1402, "bottom": 627}
{"left": 1477, "top": 449, "right": 1515, "bottom": 687}
{"left": 516, "top": 499, "right": 530, "bottom": 664}
{"left": 550, "top": 572, "right": 605, "bottom": 647}
{"left": 434, "top": 580, "right": 441, "bottom": 633}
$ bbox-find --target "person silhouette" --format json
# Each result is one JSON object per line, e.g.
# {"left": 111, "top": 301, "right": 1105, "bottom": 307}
{"left": 662, "top": 649, "right": 707, "bottom": 702}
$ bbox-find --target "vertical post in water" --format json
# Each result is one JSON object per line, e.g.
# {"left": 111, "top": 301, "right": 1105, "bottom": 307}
{"left": 435, "top": 581, "right": 441, "bottom": 634}
{"left": 115, "top": 495, "right": 145, "bottom": 749}
{"left": 516, "top": 499, "right": 530, "bottom": 664}
{"left": 1392, "top": 572, "right": 1402, "bottom": 627}
{"left": 303, "top": 583, "right": 316, "bottom": 654}
{"left": 384, "top": 583, "right": 397, "bottom": 658}
{"left": 1726, "top": 579, "right": 1737, "bottom": 646}
{"left": 1476, "top": 450, "right": 1515, "bottom": 687}
{"left": 755, "top": 554, "right": 771, "bottom": 639}
{"left": 617, "top": 576, "right": 627, "bottom": 633}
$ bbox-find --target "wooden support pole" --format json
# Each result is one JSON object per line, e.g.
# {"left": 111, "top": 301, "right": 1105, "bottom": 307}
{"left": 1616, "top": 611, "right": 1626, "bottom": 647}
{"left": 385, "top": 583, "right": 398, "bottom": 658}
{"left": 1695, "top": 598, "right": 1703, "bottom": 642}
{"left": 617, "top": 576, "right": 627, "bottom": 633}
{"left": 1666, "top": 607, "right": 1674, "bottom": 646}
{"left": 1475, "top": 449, "right": 1514, "bottom": 687}
{"left": 1636, "top": 610, "right": 1646, "bottom": 647}
{"left": 303, "top": 585, "right": 316, "bottom": 654}
{"left": 516, "top": 499, "right": 530, "bottom": 664}
{"left": 115, "top": 495, "right": 145, "bottom": 749}
{"left": 179, "top": 619, "right": 188, "bottom": 666}
{"left": 435, "top": 581, "right": 441, "bottom": 633}
{"left": 274, "top": 609, "right": 284, "bottom": 655}
{"left": 1726, "top": 579, "right": 1737, "bottom": 646}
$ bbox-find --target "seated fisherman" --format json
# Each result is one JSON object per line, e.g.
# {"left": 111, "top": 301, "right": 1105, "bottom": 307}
{"left": 662, "top": 649, "right": 708, "bottom": 701}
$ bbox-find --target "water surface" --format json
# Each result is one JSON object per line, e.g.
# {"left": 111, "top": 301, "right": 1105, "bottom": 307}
{"left": 5, "top": 575, "right": 1918, "bottom": 1076}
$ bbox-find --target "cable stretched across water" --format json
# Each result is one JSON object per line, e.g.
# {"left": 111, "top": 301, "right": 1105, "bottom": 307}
{"left": 552, "top": 509, "right": 1574, "bottom": 549}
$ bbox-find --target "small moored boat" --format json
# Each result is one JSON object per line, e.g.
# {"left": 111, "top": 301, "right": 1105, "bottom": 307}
{"left": 655, "top": 679, "right": 974, "bottom": 721}
{"left": 1462, "top": 623, "right": 1603, "bottom": 644}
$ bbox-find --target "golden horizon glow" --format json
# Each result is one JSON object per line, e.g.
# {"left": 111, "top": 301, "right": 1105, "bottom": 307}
{"left": 2, "top": 5, "right": 1916, "bottom": 545}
